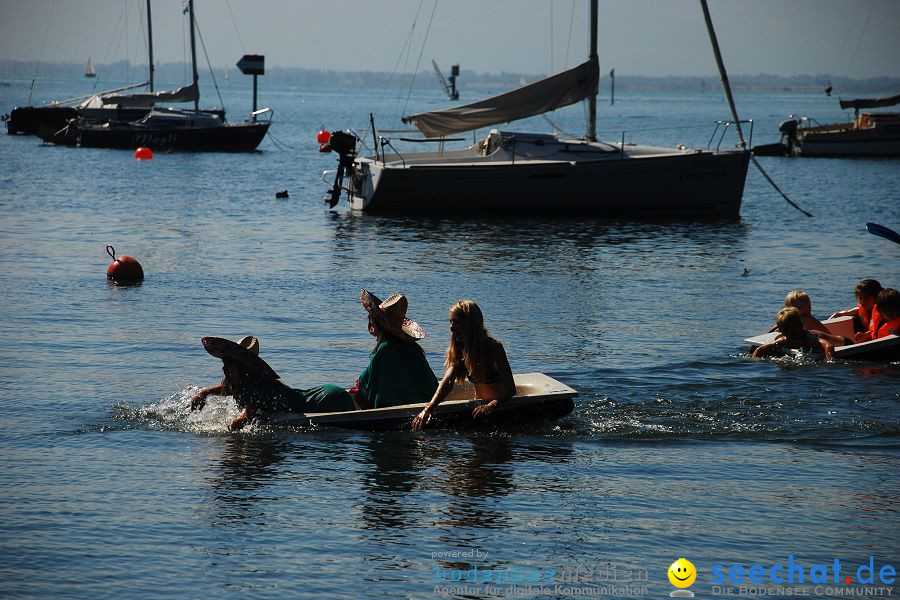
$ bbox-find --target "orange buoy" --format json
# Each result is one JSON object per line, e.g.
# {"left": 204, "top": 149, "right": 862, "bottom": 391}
{"left": 317, "top": 129, "right": 331, "bottom": 152}
{"left": 106, "top": 244, "right": 144, "bottom": 284}
{"left": 134, "top": 147, "right": 154, "bottom": 160}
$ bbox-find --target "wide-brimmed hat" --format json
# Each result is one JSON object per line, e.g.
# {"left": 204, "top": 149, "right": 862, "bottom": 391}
{"left": 202, "top": 336, "right": 279, "bottom": 380}
{"left": 360, "top": 289, "right": 425, "bottom": 342}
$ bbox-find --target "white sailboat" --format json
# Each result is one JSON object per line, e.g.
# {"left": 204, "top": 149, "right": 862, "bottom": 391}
{"left": 84, "top": 57, "right": 96, "bottom": 78}
{"left": 325, "top": 0, "right": 750, "bottom": 217}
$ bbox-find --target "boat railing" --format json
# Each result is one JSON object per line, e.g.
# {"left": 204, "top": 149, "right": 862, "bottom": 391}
{"left": 379, "top": 136, "right": 406, "bottom": 167}
{"left": 708, "top": 119, "right": 753, "bottom": 151}
{"left": 250, "top": 107, "right": 272, "bottom": 123}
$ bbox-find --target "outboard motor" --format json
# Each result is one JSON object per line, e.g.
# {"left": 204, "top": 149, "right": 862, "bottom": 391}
{"left": 778, "top": 118, "right": 800, "bottom": 154}
{"left": 324, "top": 130, "right": 358, "bottom": 208}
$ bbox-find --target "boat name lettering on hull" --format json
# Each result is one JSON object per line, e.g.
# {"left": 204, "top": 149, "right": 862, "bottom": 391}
{"left": 131, "top": 133, "right": 178, "bottom": 147}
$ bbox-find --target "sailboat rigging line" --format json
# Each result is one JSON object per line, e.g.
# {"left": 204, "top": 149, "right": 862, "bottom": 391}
{"left": 224, "top": 0, "right": 247, "bottom": 54}
{"left": 699, "top": 0, "right": 744, "bottom": 147}
{"left": 564, "top": 0, "right": 576, "bottom": 68}
{"left": 700, "top": 0, "right": 809, "bottom": 218}
{"left": 402, "top": 0, "right": 439, "bottom": 120}
{"left": 750, "top": 155, "right": 813, "bottom": 218}
{"left": 827, "top": 0, "right": 865, "bottom": 85}
{"left": 370, "top": 0, "right": 424, "bottom": 146}
{"left": 193, "top": 16, "right": 226, "bottom": 111}
{"left": 95, "top": 1, "right": 133, "bottom": 91}
{"left": 845, "top": 0, "right": 876, "bottom": 79}
{"left": 28, "top": 0, "right": 56, "bottom": 105}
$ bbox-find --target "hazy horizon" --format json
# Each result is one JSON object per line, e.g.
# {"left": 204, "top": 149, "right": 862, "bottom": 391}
{"left": 2, "top": 0, "right": 899, "bottom": 80}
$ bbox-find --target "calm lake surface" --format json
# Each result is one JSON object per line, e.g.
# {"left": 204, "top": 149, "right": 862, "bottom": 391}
{"left": 1, "top": 76, "right": 898, "bottom": 599}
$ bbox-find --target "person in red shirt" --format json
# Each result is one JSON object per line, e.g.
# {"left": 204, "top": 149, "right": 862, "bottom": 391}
{"left": 872, "top": 288, "right": 900, "bottom": 339}
{"left": 830, "top": 279, "right": 883, "bottom": 339}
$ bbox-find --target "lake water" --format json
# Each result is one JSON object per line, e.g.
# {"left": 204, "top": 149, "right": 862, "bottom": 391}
{"left": 1, "top": 76, "right": 898, "bottom": 599}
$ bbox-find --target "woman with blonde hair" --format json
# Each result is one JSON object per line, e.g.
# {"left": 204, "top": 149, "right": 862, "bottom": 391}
{"left": 412, "top": 300, "right": 515, "bottom": 429}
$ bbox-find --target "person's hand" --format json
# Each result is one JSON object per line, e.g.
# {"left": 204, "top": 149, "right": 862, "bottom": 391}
{"left": 190, "top": 390, "right": 208, "bottom": 411}
{"left": 412, "top": 405, "right": 433, "bottom": 430}
{"left": 471, "top": 399, "right": 499, "bottom": 418}
{"left": 228, "top": 409, "right": 248, "bottom": 431}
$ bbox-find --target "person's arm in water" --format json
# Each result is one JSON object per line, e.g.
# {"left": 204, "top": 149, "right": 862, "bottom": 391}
{"left": 190, "top": 383, "right": 227, "bottom": 411}
{"left": 752, "top": 339, "right": 783, "bottom": 358}
{"left": 228, "top": 408, "right": 250, "bottom": 431}
{"left": 412, "top": 363, "right": 460, "bottom": 430}
{"left": 471, "top": 341, "right": 515, "bottom": 418}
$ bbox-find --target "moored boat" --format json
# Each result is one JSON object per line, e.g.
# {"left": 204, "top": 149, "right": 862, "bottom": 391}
{"left": 753, "top": 94, "right": 900, "bottom": 157}
{"left": 324, "top": 0, "right": 750, "bottom": 217}
{"left": 38, "top": 0, "right": 270, "bottom": 152}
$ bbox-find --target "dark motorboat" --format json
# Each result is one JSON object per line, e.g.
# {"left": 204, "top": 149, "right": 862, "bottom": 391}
{"left": 51, "top": 107, "right": 270, "bottom": 151}
{"left": 34, "top": 0, "right": 271, "bottom": 152}
{"left": 753, "top": 94, "right": 900, "bottom": 157}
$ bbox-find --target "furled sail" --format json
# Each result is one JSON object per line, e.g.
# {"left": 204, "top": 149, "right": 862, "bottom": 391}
{"left": 95, "top": 82, "right": 200, "bottom": 107}
{"left": 839, "top": 93, "right": 900, "bottom": 111}
{"left": 403, "top": 57, "right": 599, "bottom": 138}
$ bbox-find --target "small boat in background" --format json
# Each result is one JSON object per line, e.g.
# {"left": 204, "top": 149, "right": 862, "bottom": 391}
{"left": 753, "top": 93, "right": 900, "bottom": 157}
{"left": 744, "top": 315, "right": 900, "bottom": 361}
{"left": 39, "top": 0, "right": 270, "bottom": 152}
{"left": 84, "top": 57, "right": 96, "bottom": 78}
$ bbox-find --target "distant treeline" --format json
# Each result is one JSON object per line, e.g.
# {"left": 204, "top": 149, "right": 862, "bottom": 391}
{"left": 2, "top": 59, "right": 898, "bottom": 94}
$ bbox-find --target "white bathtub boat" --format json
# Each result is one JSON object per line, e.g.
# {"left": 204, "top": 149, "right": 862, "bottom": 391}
{"left": 273, "top": 372, "right": 577, "bottom": 430}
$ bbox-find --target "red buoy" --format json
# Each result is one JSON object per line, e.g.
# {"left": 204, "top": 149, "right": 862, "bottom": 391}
{"left": 134, "top": 147, "right": 154, "bottom": 160}
{"left": 106, "top": 245, "right": 144, "bottom": 284}
{"left": 317, "top": 129, "right": 331, "bottom": 152}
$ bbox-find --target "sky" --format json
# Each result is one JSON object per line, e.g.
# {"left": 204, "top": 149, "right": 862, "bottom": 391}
{"left": 1, "top": 0, "right": 899, "bottom": 79}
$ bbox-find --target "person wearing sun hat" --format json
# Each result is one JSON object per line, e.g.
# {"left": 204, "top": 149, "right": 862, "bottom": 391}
{"left": 190, "top": 335, "right": 260, "bottom": 411}
{"left": 354, "top": 289, "right": 438, "bottom": 409}
{"left": 192, "top": 335, "right": 357, "bottom": 430}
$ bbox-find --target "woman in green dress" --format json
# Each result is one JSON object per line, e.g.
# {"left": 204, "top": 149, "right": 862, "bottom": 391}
{"left": 353, "top": 289, "right": 438, "bottom": 409}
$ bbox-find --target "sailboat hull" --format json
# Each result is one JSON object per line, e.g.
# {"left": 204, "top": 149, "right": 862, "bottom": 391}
{"left": 72, "top": 120, "right": 270, "bottom": 151}
{"left": 349, "top": 145, "right": 749, "bottom": 217}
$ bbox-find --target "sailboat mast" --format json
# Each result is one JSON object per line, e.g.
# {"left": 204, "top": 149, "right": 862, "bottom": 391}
{"left": 146, "top": 0, "right": 154, "bottom": 91}
{"left": 587, "top": 0, "right": 598, "bottom": 142}
{"left": 188, "top": 0, "right": 200, "bottom": 110}
{"left": 699, "top": 0, "right": 744, "bottom": 147}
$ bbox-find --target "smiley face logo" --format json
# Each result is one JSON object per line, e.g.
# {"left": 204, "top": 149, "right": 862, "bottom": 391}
{"left": 668, "top": 558, "right": 697, "bottom": 588}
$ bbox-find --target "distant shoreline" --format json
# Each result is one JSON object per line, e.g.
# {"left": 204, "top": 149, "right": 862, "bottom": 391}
{"left": 2, "top": 59, "right": 898, "bottom": 94}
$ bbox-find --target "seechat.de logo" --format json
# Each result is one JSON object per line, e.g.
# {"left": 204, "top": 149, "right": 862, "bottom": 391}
{"left": 668, "top": 558, "right": 697, "bottom": 597}
{"left": 711, "top": 556, "right": 896, "bottom": 586}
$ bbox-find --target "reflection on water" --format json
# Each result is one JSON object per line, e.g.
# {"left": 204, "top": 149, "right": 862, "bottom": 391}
{"left": 209, "top": 436, "right": 291, "bottom": 523}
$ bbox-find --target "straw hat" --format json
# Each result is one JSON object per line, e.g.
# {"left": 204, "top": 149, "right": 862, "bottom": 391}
{"left": 202, "top": 336, "right": 279, "bottom": 380}
{"left": 360, "top": 289, "right": 425, "bottom": 342}
{"left": 237, "top": 335, "right": 259, "bottom": 354}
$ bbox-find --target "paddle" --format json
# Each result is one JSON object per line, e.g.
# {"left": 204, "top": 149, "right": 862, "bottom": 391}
{"left": 866, "top": 222, "right": 900, "bottom": 245}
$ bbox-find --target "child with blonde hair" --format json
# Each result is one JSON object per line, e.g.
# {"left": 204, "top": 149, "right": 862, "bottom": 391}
{"left": 753, "top": 307, "right": 844, "bottom": 360}
{"left": 783, "top": 290, "right": 828, "bottom": 332}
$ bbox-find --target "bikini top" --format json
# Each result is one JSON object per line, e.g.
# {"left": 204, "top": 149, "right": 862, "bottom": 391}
{"left": 467, "top": 362, "right": 501, "bottom": 385}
